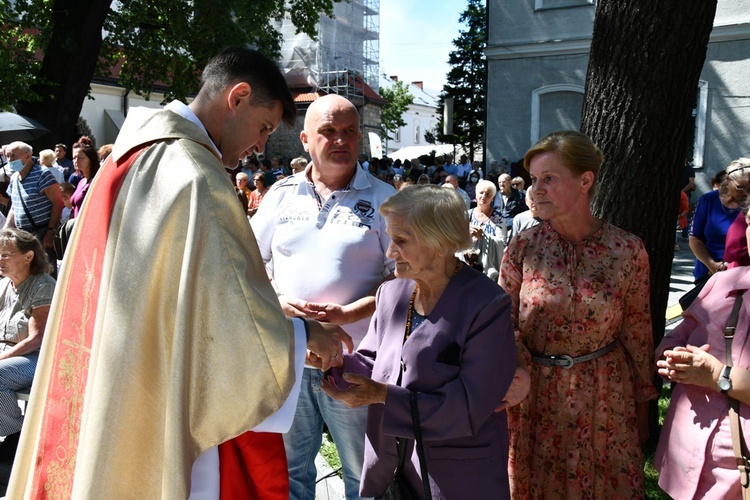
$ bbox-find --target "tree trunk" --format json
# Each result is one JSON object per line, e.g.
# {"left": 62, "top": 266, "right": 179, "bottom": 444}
{"left": 581, "top": 0, "right": 717, "bottom": 444}
{"left": 582, "top": 0, "right": 716, "bottom": 343}
{"left": 17, "top": 0, "right": 113, "bottom": 149}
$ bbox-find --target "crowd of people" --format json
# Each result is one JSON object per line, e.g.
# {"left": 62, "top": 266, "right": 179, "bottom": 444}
{"left": 0, "top": 136, "right": 113, "bottom": 465}
{"left": 0, "top": 45, "right": 747, "bottom": 500}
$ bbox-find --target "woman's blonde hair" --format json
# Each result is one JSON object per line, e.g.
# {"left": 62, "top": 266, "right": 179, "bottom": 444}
{"left": 725, "top": 158, "right": 750, "bottom": 192}
{"left": 380, "top": 185, "right": 471, "bottom": 254}
{"left": 524, "top": 130, "right": 603, "bottom": 198}
{"left": 38, "top": 149, "right": 55, "bottom": 167}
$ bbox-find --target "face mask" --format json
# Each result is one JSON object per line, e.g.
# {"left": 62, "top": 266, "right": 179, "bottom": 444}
{"left": 7, "top": 159, "right": 23, "bottom": 172}
{"left": 470, "top": 176, "right": 479, "bottom": 182}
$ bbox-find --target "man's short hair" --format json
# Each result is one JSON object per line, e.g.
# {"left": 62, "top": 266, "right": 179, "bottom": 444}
{"left": 55, "top": 143, "right": 68, "bottom": 152}
{"left": 8, "top": 141, "right": 32, "bottom": 155}
{"left": 198, "top": 47, "right": 297, "bottom": 127}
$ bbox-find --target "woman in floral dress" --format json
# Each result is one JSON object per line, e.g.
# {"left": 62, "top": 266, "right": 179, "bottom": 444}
{"left": 499, "top": 130, "right": 658, "bottom": 498}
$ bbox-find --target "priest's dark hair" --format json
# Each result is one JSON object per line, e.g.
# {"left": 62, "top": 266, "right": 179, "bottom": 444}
{"left": 198, "top": 46, "right": 297, "bottom": 127}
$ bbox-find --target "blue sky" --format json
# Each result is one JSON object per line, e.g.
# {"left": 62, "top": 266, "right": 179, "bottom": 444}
{"left": 378, "top": 0, "right": 468, "bottom": 93}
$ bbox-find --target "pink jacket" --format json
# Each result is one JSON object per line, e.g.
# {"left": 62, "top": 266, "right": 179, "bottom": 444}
{"left": 655, "top": 266, "right": 750, "bottom": 499}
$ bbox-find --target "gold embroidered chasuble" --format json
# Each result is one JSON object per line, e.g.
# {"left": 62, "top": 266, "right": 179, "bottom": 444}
{"left": 7, "top": 107, "right": 296, "bottom": 499}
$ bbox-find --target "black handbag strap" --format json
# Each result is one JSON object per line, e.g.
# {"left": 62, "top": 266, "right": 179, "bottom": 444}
{"left": 14, "top": 175, "right": 38, "bottom": 231}
{"left": 410, "top": 391, "right": 432, "bottom": 500}
{"left": 394, "top": 436, "right": 408, "bottom": 473}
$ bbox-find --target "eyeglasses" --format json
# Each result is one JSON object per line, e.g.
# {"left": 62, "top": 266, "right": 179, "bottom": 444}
{"left": 0, "top": 252, "right": 18, "bottom": 260}
{"left": 512, "top": 183, "right": 521, "bottom": 187}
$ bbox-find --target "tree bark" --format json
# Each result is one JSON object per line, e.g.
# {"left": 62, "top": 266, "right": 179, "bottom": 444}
{"left": 17, "top": 0, "right": 113, "bottom": 148}
{"left": 581, "top": 0, "right": 717, "bottom": 444}
{"left": 582, "top": 0, "right": 716, "bottom": 344}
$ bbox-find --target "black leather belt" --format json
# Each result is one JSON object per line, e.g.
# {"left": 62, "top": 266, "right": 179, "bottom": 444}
{"left": 530, "top": 341, "right": 617, "bottom": 369}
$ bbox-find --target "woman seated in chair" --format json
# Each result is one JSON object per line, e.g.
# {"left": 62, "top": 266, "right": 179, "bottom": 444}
{"left": 0, "top": 228, "right": 55, "bottom": 463}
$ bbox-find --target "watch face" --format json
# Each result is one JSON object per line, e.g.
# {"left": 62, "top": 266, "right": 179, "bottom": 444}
{"left": 719, "top": 378, "right": 731, "bottom": 391}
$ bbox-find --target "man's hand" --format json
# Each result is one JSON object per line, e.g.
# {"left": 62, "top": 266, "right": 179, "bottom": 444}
{"left": 495, "top": 367, "right": 530, "bottom": 412}
{"left": 304, "top": 302, "right": 352, "bottom": 326}
{"left": 43, "top": 230, "right": 54, "bottom": 248}
{"left": 320, "top": 372, "right": 387, "bottom": 408}
{"left": 306, "top": 319, "right": 353, "bottom": 372}
{"left": 281, "top": 295, "right": 374, "bottom": 327}
{"left": 279, "top": 295, "right": 318, "bottom": 318}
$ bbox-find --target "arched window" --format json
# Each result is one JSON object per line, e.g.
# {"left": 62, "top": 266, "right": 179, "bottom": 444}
{"left": 530, "top": 84, "right": 585, "bottom": 144}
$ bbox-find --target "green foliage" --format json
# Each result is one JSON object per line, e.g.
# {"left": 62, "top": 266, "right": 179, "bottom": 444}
{"left": 0, "top": 0, "right": 340, "bottom": 108}
{"left": 0, "top": 1, "right": 48, "bottom": 108}
{"left": 433, "top": 0, "right": 486, "bottom": 159}
{"left": 380, "top": 80, "right": 414, "bottom": 146}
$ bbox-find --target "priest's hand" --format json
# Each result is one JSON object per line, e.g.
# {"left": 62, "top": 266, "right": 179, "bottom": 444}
{"left": 321, "top": 372, "right": 387, "bottom": 408}
{"left": 306, "top": 319, "right": 353, "bottom": 372}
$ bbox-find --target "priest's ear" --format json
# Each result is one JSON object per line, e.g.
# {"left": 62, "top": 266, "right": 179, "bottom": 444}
{"left": 226, "top": 82, "right": 252, "bottom": 112}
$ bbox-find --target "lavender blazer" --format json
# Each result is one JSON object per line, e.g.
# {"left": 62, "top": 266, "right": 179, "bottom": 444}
{"left": 338, "top": 265, "right": 516, "bottom": 499}
{"left": 655, "top": 266, "right": 750, "bottom": 499}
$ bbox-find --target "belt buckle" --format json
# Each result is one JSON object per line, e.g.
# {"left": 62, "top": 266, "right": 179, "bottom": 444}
{"left": 557, "top": 354, "right": 574, "bottom": 369}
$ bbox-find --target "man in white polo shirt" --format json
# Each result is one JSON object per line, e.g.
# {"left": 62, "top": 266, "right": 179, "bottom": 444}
{"left": 251, "top": 94, "right": 394, "bottom": 500}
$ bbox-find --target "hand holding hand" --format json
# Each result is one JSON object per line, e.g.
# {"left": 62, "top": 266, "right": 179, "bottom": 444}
{"left": 279, "top": 295, "right": 320, "bottom": 319}
{"left": 657, "top": 344, "right": 723, "bottom": 390}
{"left": 306, "top": 320, "right": 353, "bottom": 371}
{"left": 320, "top": 372, "right": 387, "bottom": 408}
{"left": 495, "top": 367, "right": 531, "bottom": 412}
{"left": 709, "top": 260, "right": 727, "bottom": 274}
{"left": 304, "top": 302, "right": 351, "bottom": 326}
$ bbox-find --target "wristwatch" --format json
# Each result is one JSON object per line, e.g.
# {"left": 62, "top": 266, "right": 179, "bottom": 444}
{"left": 718, "top": 365, "right": 733, "bottom": 394}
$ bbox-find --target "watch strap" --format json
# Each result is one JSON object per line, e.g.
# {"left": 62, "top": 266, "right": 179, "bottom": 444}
{"left": 720, "top": 365, "right": 732, "bottom": 394}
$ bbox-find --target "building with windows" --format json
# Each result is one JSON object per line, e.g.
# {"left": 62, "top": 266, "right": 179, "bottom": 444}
{"left": 485, "top": 0, "right": 750, "bottom": 193}
{"left": 379, "top": 75, "right": 441, "bottom": 156}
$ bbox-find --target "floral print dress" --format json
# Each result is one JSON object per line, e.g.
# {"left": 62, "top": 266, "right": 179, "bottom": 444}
{"left": 499, "top": 220, "right": 658, "bottom": 499}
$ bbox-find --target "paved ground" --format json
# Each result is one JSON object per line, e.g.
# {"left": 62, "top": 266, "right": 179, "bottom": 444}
{"left": 666, "top": 239, "right": 696, "bottom": 333}
{"left": 0, "top": 242, "right": 700, "bottom": 497}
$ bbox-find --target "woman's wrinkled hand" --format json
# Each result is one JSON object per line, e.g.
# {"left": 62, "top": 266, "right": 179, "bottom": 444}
{"left": 657, "top": 344, "right": 723, "bottom": 390}
{"left": 320, "top": 372, "right": 387, "bottom": 408}
{"left": 495, "top": 367, "right": 530, "bottom": 412}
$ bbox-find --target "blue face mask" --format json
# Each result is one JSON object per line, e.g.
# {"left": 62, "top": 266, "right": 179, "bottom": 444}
{"left": 7, "top": 159, "right": 24, "bottom": 172}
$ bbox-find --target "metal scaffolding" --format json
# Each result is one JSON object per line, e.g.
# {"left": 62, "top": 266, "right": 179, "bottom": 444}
{"left": 276, "top": 0, "right": 380, "bottom": 99}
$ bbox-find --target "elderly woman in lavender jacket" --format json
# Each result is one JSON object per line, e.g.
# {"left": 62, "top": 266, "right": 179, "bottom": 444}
{"left": 319, "top": 185, "right": 520, "bottom": 499}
